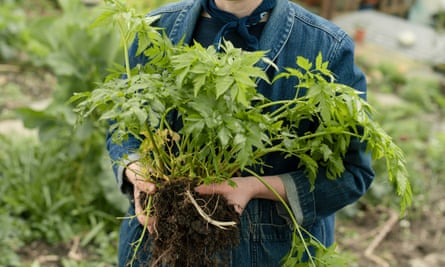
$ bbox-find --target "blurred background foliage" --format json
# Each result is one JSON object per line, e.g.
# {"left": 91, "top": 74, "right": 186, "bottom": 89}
{"left": 0, "top": 0, "right": 174, "bottom": 266}
{"left": 1, "top": 0, "right": 444, "bottom": 266}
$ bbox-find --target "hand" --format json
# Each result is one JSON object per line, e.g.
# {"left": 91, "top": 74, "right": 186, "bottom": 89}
{"left": 195, "top": 175, "right": 287, "bottom": 214}
{"left": 125, "top": 162, "right": 157, "bottom": 232}
{"left": 195, "top": 177, "right": 256, "bottom": 214}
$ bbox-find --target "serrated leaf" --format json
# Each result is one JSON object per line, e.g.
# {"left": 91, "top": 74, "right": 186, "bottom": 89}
{"left": 217, "top": 127, "right": 231, "bottom": 147}
{"left": 215, "top": 75, "right": 234, "bottom": 98}
{"left": 192, "top": 74, "right": 206, "bottom": 97}
{"left": 296, "top": 56, "right": 312, "bottom": 71}
{"left": 315, "top": 52, "right": 323, "bottom": 70}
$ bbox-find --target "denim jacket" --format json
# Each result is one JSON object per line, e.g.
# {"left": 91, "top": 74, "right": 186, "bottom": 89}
{"left": 107, "top": 0, "right": 374, "bottom": 256}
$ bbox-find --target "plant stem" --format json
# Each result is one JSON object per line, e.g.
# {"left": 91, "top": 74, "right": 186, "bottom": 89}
{"left": 244, "top": 168, "right": 317, "bottom": 266}
{"left": 297, "top": 130, "right": 359, "bottom": 140}
{"left": 145, "top": 129, "right": 166, "bottom": 174}
{"left": 129, "top": 194, "right": 153, "bottom": 266}
{"left": 117, "top": 19, "right": 132, "bottom": 81}
{"left": 256, "top": 100, "right": 293, "bottom": 116}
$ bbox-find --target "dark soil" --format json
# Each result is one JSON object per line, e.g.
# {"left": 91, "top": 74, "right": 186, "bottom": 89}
{"left": 143, "top": 180, "right": 240, "bottom": 267}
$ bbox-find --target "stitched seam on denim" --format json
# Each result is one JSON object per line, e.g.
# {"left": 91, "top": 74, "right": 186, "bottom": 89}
{"left": 148, "top": 0, "right": 194, "bottom": 16}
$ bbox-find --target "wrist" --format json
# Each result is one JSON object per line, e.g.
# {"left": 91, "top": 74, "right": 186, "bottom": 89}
{"left": 235, "top": 176, "right": 260, "bottom": 200}
{"left": 239, "top": 175, "right": 287, "bottom": 202}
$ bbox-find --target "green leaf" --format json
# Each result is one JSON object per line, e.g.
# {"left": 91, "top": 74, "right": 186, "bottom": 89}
{"left": 217, "top": 127, "right": 231, "bottom": 147}
{"left": 215, "top": 75, "right": 233, "bottom": 98}
{"left": 193, "top": 74, "right": 207, "bottom": 97}
{"left": 315, "top": 52, "right": 323, "bottom": 70}
{"left": 297, "top": 154, "right": 318, "bottom": 189}
{"left": 296, "top": 56, "right": 312, "bottom": 71}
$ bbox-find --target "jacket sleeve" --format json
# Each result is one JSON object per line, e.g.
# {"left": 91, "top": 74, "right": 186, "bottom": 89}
{"left": 280, "top": 138, "right": 374, "bottom": 227}
{"left": 280, "top": 35, "right": 375, "bottom": 228}
{"left": 106, "top": 132, "right": 141, "bottom": 194}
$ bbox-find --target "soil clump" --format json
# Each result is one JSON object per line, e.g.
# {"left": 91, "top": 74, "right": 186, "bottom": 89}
{"left": 142, "top": 179, "right": 240, "bottom": 267}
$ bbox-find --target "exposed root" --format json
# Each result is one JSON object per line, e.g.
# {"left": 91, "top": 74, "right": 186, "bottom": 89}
{"left": 185, "top": 189, "right": 237, "bottom": 230}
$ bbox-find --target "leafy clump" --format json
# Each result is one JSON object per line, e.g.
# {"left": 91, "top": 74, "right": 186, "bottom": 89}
{"left": 71, "top": 1, "right": 412, "bottom": 266}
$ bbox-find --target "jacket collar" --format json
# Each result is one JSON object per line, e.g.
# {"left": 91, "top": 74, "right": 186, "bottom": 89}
{"left": 258, "top": 0, "right": 294, "bottom": 70}
{"left": 166, "top": 0, "right": 294, "bottom": 70}
{"left": 167, "top": 0, "right": 202, "bottom": 45}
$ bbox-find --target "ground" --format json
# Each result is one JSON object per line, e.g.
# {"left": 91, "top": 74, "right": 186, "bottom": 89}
{"left": 336, "top": 190, "right": 445, "bottom": 267}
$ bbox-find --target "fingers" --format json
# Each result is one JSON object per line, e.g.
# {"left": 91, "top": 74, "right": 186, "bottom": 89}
{"left": 125, "top": 162, "right": 156, "bottom": 193}
{"left": 233, "top": 204, "right": 244, "bottom": 215}
{"left": 194, "top": 183, "right": 216, "bottom": 195}
{"left": 134, "top": 188, "right": 155, "bottom": 232}
{"left": 195, "top": 181, "right": 247, "bottom": 215}
{"left": 127, "top": 162, "right": 157, "bottom": 231}
{"left": 134, "top": 188, "right": 146, "bottom": 224}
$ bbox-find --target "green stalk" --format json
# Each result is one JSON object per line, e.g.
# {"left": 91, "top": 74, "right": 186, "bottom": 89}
{"left": 244, "top": 168, "right": 317, "bottom": 266}
{"left": 129, "top": 194, "right": 153, "bottom": 267}
{"left": 117, "top": 18, "right": 132, "bottom": 81}
{"left": 256, "top": 99, "right": 294, "bottom": 117}
{"left": 146, "top": 128, "right": 166, "bottom": 174}
{"left": 297, "top": 130, "right": 360, "bottom": 140}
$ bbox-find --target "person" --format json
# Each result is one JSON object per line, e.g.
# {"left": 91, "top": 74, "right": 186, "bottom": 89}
{"left": 106, "top": 0, "right": 375, "bottom": 266}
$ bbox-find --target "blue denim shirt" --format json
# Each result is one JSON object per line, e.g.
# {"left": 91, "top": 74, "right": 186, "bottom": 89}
{"left": 108, "top": 0, "right": 374, "bottom": 265}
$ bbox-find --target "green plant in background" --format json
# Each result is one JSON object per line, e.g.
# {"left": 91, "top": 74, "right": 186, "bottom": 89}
{"left": 22, "top": 0, "right": 120, "bottom": 100}
{"left": 126, "top": 0, "right": 177, "bottom": 10}
{"left": 0, "top": 0, "right": 129, "bottom": 265}
{"left": 0, "top": 0, "right": 186, "bottom": 265}
{"left": 0, "top": 134, "right": 121, "bottom": 266}
{"left": 13, "top": 0, "right": 126, "bottom": 212}
{"left": 0, "top": 0, "right": 27, "bottom": 61}
{"left": 426, "top": 132, "right": 445, "bottom": 183}
{"left": 376, "top": 62, "right": 407, "bottom": 93}
{"left": 0, "top": 214, "right": 26, "bottom": 267}
{"left": 14, "top": 0, "right": 122, "bottom": 209}
{"left": 400, "top": 77, "right": 445, "bottom": 114}
{"left": 72, "top": 1, "right": 412, "bottom": 265}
